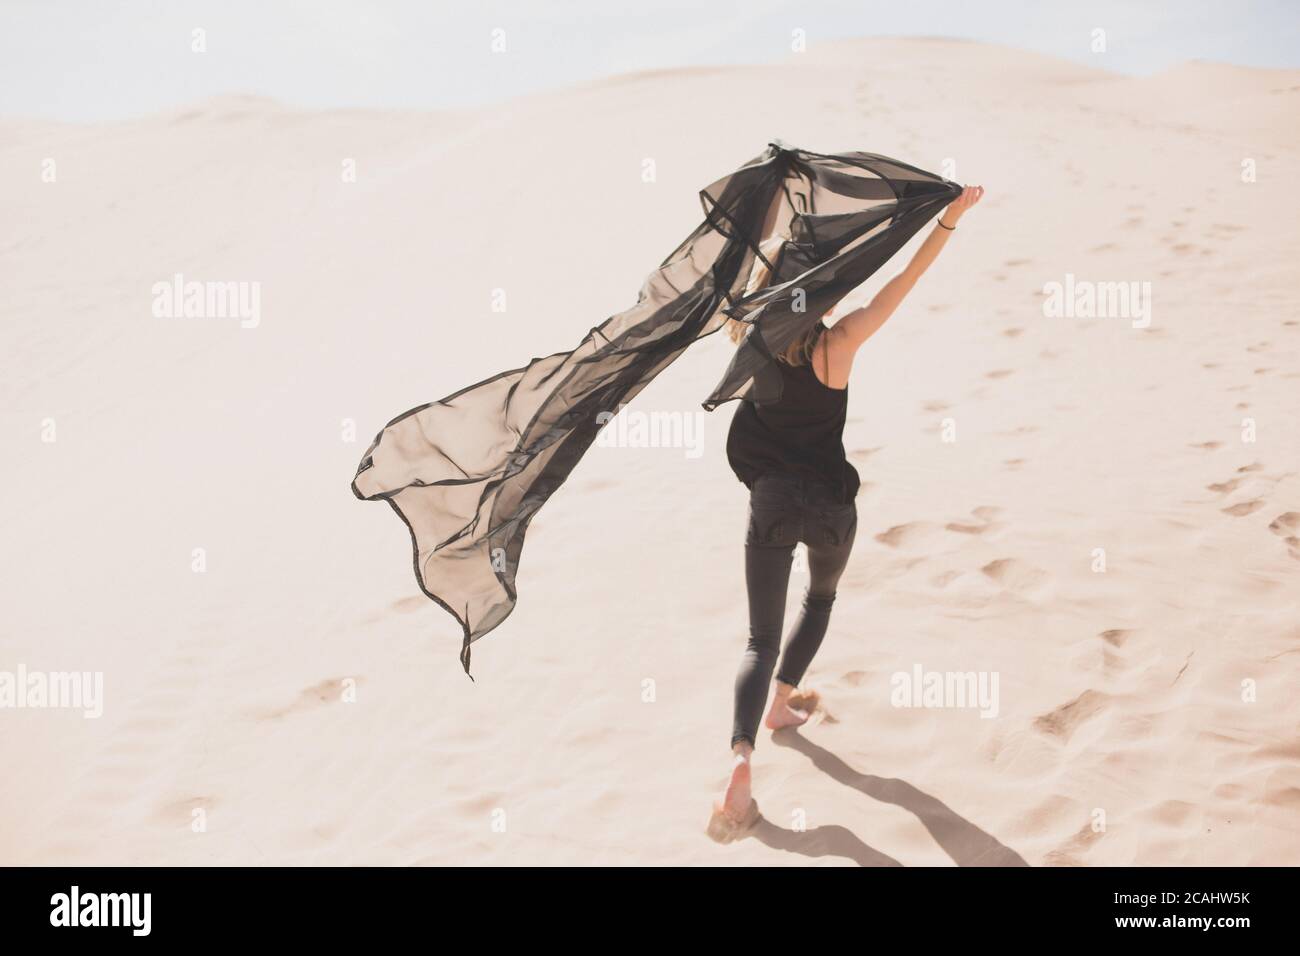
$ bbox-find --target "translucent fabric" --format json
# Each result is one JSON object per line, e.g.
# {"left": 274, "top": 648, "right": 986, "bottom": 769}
{"left": 352, "top": 142, "right": 959, "bottom": 673}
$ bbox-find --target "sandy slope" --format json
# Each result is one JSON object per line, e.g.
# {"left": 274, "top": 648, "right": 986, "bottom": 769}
{"left": 1, "top": 38, "right": 1297, "bottom": 865}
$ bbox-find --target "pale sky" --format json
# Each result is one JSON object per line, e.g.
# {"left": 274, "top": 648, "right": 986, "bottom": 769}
{"left": 2, "top": 0, "right": 1298, "bottom": 121}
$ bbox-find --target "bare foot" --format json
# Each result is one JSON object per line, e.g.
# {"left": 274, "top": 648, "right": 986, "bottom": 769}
{"left": 720, "top": 752, "right": 753, "bottom": 822}
{"left": 764, "top": 684, "right": 818, "bottom": 732}
{"left": 707, "top": 751, "right": 759, "bottom": 842}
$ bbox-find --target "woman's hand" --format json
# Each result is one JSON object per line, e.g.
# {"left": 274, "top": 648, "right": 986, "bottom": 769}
{"left": 938, "top": 185, "right": 984, "bottom": 228}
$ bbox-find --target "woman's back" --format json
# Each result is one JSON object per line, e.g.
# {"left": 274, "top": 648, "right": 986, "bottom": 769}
{"left": 725, "top": 323, "right": 860, "bottom": 504}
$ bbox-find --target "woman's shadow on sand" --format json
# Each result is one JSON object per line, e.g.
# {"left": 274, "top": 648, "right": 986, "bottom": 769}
{"left": 750, "top": 731, "right": 1028, "bottom": 867}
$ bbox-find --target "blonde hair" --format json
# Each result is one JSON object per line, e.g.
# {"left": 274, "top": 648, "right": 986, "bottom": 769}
{"left": 724, "top": 235, "right": 821, "bottom": 366}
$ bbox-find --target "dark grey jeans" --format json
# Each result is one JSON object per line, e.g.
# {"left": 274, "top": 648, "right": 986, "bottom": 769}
{"left": 732, "top": 473, "right": 858, "bottom": 748}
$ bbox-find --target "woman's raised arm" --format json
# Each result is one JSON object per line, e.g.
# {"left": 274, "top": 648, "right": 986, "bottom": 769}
{"left": 830, "top": 185, "right": 984, "bottom": 353}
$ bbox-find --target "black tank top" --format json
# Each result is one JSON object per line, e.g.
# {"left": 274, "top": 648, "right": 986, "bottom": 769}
{"left": 725, "top": 323, "right": 860, "bottom": 504}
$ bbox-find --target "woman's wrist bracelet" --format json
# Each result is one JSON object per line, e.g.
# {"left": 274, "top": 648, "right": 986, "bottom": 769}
{"left": 937, "top": 218, "right": 956, "bottom": 231}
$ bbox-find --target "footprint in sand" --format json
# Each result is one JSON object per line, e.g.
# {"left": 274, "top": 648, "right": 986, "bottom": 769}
{"left": 1033, "top": 690, "right": 1108, "bottom": 743}
{"left": 256, "top": 677, "right": 360, "bottom": 721}
{"left": 1148, "top": 799, "right": 1198, "bottom": 826}
{"left": 1267, "top": 512, "right": 1300, "bottom": 536}
{"left": 152, "top": 795, "right": 217, "bottom": 827}
{"left": 1189, "top": 440, "right": 1223, "bottom": 451}
{"left": 985, "top": 369, "right": 1015, "bottom": 380}
{"left": 1207, "top": 477, "right": 1245, "bottom": 494}
{"left": 1002, "top": 327, "right": 1024, "bottom": 338}
{"left": 875, "top": 521, "right": 942, "bottom": 549}
{"left": 946, "top": 505, "right": 1002, "bottom": 536}
{"left": 1267, "top": 513, "right": 1300, "bottom": 559}
{"left": 1043, "top": 820, "right": 1105, "bottom": 866}
{"left": 1262, "top": 783, "right": 1300, "bottom": 811}
{"left": 980, "top": 557, "right": 1049, "bottom": 592}
{"left": 1222, "top": 499, "right": 1265, "bottom": 517}
{"left": 1100, "top": 628, "right": 1133, "bottom": 648}
{"left": 930, "top": 569, "right": 964, "bottom": 588}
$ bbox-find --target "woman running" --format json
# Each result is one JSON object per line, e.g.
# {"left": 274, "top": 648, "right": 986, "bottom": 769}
{"left": 713, "top": 185, "right": 985, "bottom": 833}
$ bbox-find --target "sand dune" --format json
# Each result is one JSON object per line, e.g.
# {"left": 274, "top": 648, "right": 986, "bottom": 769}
{"left": 1, "top": 37, "right": 1297, "bottom": 865}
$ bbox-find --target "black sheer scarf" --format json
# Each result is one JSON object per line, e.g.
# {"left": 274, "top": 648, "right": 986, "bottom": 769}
{"left": 352, "top": 143, "right": 959, "bottom": 674}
